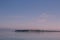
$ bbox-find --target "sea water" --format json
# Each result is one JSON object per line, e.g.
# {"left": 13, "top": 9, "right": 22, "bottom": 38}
{"left": 0, "top": 30, "right": 60, "bottom": 40}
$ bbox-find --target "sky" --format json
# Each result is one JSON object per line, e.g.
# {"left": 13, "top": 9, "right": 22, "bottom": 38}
{"left": 0, "top": 0, "right": 60, "bottom": 30}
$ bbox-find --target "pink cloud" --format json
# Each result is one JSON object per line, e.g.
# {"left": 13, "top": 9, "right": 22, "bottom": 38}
{"left": 1, "top": 13, "right": 60, "bottom": 30}
{"left": 20, "top": 13, "right": 60, "bottom": 30}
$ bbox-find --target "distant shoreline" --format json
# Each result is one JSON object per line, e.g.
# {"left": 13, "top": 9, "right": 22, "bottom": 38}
{"left": 15, "top": 30, "right": 60, "bottom": 32}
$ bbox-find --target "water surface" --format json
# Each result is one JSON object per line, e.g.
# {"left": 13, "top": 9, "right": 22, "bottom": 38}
{"left": 0, "top": 31, "right": 60, "bottom": 40}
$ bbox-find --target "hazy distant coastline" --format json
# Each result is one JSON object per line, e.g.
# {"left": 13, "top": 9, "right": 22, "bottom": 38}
{"left": 15, "top": 30, "right": 60, "bottom": 32}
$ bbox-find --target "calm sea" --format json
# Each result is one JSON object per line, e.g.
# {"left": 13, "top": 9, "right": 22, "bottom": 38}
{"left": 0, "top": 30, "right": 60, "bottom": 40}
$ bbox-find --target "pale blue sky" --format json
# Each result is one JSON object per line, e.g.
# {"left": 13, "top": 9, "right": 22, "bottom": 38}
{"left": 0, "top": 0, "right": 60, "bottom": 30}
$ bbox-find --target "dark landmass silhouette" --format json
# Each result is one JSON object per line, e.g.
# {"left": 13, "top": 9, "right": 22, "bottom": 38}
{"left": 15, "top": 30, "right": 60, "bottom": 32}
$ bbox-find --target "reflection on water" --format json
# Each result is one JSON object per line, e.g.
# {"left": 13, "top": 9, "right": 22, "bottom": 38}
{"left": 0, "top": 31, "right": 60, "bottom": 40}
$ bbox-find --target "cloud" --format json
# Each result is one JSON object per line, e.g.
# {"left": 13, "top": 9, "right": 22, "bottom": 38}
{"left": 1, "top": 13, "right": 60, "bottom": 30}
{"left": 26, "top": 13, "right": 48, "bottom": 25}
{"left": 21, "top": 13, "right": 60, "bottom": 30}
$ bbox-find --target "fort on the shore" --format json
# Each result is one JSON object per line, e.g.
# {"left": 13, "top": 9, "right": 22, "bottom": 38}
{"left": 15, "top": 30, "right": 60, "bottom": 32}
